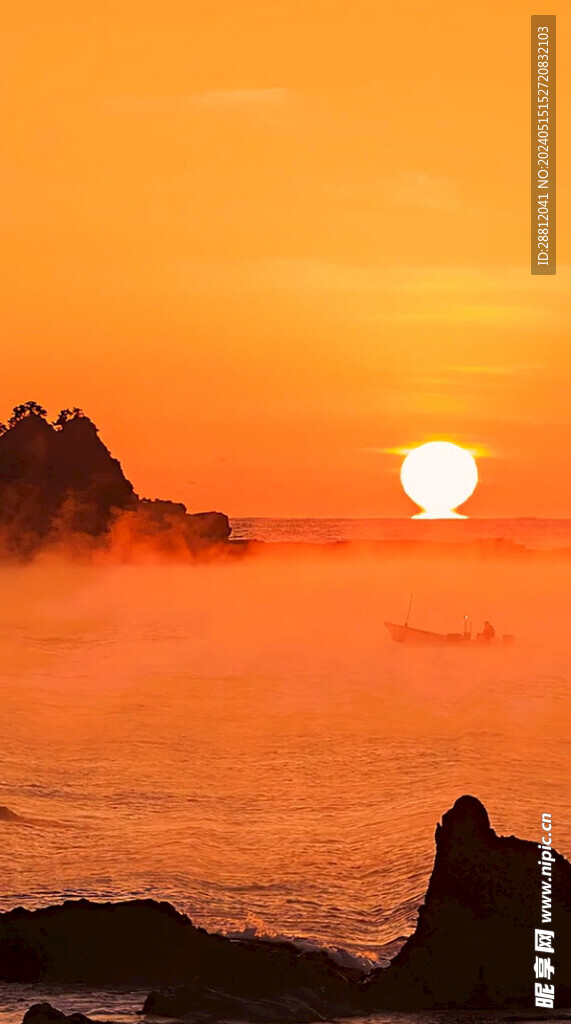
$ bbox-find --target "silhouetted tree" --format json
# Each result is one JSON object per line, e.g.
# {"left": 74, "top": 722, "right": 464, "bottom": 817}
{"left": 0, "top": 422, "right": 7, "bottom": 436}
{"left": 8, "top": 401, "right": 48, "bottom": 428}
{"left": 53, "top": 407, "right": 85, "bottom": 428}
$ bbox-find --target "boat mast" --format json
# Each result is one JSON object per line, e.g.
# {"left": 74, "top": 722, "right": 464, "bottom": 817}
{"left": 405, "top": 593, "right": 414, "bottom": 627}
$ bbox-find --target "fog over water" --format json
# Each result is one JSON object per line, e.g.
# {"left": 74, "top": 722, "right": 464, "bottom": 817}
{"left": 1, "top": 542, "right": 569, "bottom": 927}
{"left": 0, "top": 532, "right": 570, "bottom": 1020}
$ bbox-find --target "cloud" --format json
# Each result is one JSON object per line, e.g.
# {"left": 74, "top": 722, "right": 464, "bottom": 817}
{"left": 174, "top": 258, "right": 569, "bottom": 295}
{"left": 187, "top": 87, "right": 291, "bottom": 109}
{"left": 172, "top": 259, "right": 564, "bottom": 327}
{"left": 381, "top": 304, "right": 550, "bottom": 327}
{"left": 379, "top": 172, "right": 462, "bottom": 211}
{"left": 356, "top": 359, "right": 556, "bottom": 433}
{"left": 109, "top": 88, "right": 291, "bottom": 116}
{"left": 367, "top": 442, "right": 492, "bottom": 458}
{"left": 446, "top": 363, "right": 547, "bottom": 377}
{"left": 163, "top": 258, "right": 571, "bottom": 339}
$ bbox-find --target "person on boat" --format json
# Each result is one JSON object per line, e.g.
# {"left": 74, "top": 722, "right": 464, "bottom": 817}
{"left": 482, "top": 620, "right": 496, "bottom": 641}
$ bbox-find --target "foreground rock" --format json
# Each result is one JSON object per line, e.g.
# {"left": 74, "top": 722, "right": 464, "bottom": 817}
{"left": 22, "top": 1005, "right": 110, "bottom": 1024}
{"left": 0, "top": 898, "right": 361, "bottom": 1021}
{"left": 142, "top": 980, "right": 358, "bottom": 1022}
{"left": 362, "top": 796, "right": 571, "bottom": 1010}
{"left": 1, "top": 899, "right": 206, "bottom": 984}
{"left": 8, "top": 796, "right": 571, "bottom": 1019}
{"left": 0, "top": 805, "right": 24, "bottom": 821}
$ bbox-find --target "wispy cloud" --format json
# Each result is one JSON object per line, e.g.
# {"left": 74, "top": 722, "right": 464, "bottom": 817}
{"left": 172, "top": 259, "right": 566, "bottom": 328}
{"left": 109, "top": 88, "right": 292, "bottom": 117}
{"left": 354, "top": 360, "right": 555, "bottom": 434}
{"left": 367, "top": 442, "right": 491, "bottom": 457}
{"left": 379, "top": 172, "right": 462, "bottom": 211}
{"left": 174, "top": 258, "right": 570, "bottom": 294}
{"left": 382, "top": 304, "right": 549, "bottom": 327}
{"left": 187, "top": 87, "right": 291, "bottom": 108}
{"left": 446, "top": 363, "right": 547, "bottom": 377}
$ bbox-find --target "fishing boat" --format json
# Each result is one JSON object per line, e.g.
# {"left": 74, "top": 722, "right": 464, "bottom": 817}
{"left": 385, "top": 621, "right": 515, "bottom": 646}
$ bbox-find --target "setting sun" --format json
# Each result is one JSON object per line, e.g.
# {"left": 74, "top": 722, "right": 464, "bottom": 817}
{"left": 400, "top": 441, "right": 478, "bottom": 519}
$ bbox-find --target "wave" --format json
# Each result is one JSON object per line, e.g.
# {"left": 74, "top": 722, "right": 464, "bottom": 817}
{"left": 230, "top": 536, "right": 571, "bottom": 559}
{"left": 0, "top": 805, "right": 68, "bottom": 829}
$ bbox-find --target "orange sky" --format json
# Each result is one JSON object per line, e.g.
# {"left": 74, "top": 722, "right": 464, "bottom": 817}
{"left": 1, "top": 0, "right": 569, "bottom": 517}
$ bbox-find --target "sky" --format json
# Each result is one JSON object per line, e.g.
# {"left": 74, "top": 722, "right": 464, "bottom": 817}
{"left": 1, "top": 0, "right": 570, "bottom": 517}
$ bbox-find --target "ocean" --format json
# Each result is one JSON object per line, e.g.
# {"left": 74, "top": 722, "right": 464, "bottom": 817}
{"left": 0, "top": 519, "right": 570, "bottom": 1023}
{"left": 231, "top": 517, "right": 571, "bottom": 547}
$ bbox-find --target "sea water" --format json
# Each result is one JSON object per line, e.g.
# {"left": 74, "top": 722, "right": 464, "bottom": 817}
{"left": 0, "top": 521, "right": 570, "bottom": 1022}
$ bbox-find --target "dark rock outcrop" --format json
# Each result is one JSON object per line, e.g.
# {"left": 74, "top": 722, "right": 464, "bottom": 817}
{"left": 142, "top": 982, "right": 355, "bottom": 1022}
{"left": 140, "top": 937, "right": 362, "bottom": 1021}
{"left": 8, "top": 798, "right": 571, "bottom": 1020}
{"left": 111, "top": 499, "right": 231, "bottom": 556}
{"left": 0, "top": 414, "right": 135, "bottom": 548}
{"left": 0, "top": 805, "right": 24, "bottom": 822}
{"left": 362, "top": 795, "right": 571, "bottom": 1010}
{"left": 0, "top": 899, "right": 204, "bottom": 984}
{"left": 22, "top": 1004, "right": 109, "bottom": 1024}
{"left": 0, "top": 408, "right": 230, "bottom": 556}
{"left": 0, "top": 898, "right": 360, "bottom": 1017}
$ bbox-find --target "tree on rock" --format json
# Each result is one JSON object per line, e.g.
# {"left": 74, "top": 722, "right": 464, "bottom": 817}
{"left": 53, "top": 407, "right": 85, "bottom": 429}
{"left": 8, "top": 401, "right": 48, "bottom": 428}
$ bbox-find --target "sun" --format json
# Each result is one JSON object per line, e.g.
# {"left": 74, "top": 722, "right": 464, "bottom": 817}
{"left": 400, "top": 441, "right": 478, "bottom": 519}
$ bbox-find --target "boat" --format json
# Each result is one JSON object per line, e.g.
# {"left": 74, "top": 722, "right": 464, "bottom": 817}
{"left": 384, "top": 621, "right": 515, "bottom": 646}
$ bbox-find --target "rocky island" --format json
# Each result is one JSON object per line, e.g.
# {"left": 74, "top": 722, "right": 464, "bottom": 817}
{"left": 3, "top": 796, "right": 570, "bottom": 1021}
{"left": 0, "top": 402, "right": 230, "bottom": 558}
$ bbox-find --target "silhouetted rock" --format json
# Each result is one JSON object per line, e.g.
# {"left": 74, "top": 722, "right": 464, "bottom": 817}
{"left": 9, "top": 799, "right": 571, "bottom": 1019}
{"left": 0, "top": 899, "right": 200, "bottom": 984}
{"left": 0, "top": 805, "right": 23, "bottom": 821}
{"left": 0, "top": 898, "right": 359, "bottom": 1018}
{"left": 142, "top": 981, "right": 356, "bottom": 1022}
{"left": 0, "top": 407, "right": 230, "bottom": 556}
{"left": 141, "top": 937, "right": 363, "bottom": 1021}
{"left": 0, "top": 411, "right": 134, "bottom": 551}
{"left": 362, "top": 795, "right": 571, "bottom": 1010}
{"left": 111, "top": 499, "right": 230, "bottom": 555}
{"left": 22, "top": 1004, "right": 109, "bottom": 1024}
{"left": 50, "top": 416, "right": 136, "bottom": 535}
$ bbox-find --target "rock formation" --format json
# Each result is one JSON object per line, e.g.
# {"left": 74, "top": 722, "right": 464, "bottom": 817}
{"left": 0, "top": 805, "right": 24, "bottom": 822}
{"left": 0, "top": 404, "right": 230, "bottom": 556}
{"left": 22, "top": 1005, "right": 109, "bottom": 1024}
{"left": 141, "top": 982, "right": 354, "bottom": 1022}
{"left": 362, "top": 795, "right": 571, "bottom": 1010}
{"left": 6, "top": 797, "right": 571, "bottom": 1019}
{"left": 0, "top": 898, "right": 359, "bottom": 1015}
